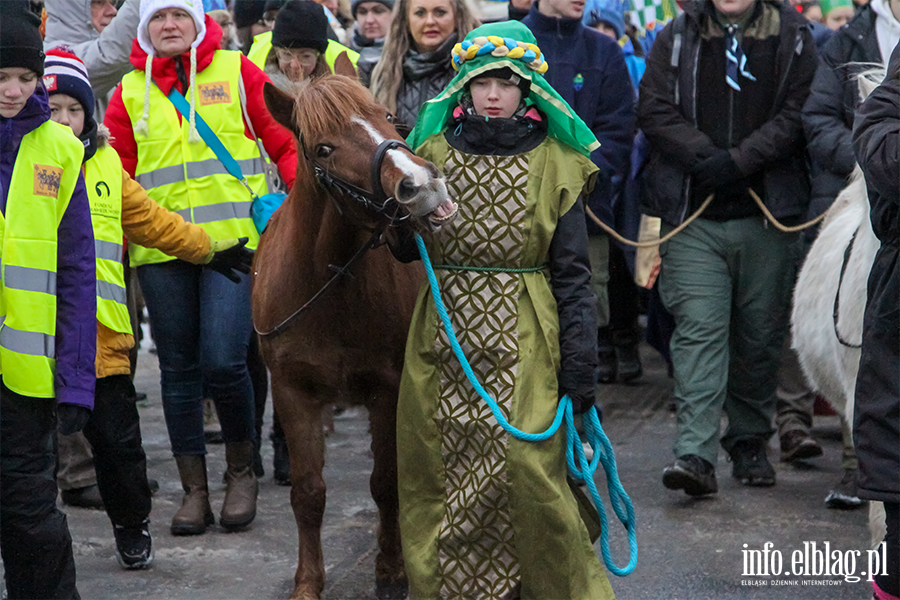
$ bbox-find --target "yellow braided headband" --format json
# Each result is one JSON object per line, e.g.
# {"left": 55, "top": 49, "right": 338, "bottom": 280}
{"left": 451, "top": 36, "right": 549, "bottom": 74}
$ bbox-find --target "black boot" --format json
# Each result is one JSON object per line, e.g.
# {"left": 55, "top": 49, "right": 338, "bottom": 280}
{"left": 611, "top": 325, "right": 643, "bottom": 382}
{"left": 597, "top": 327, "right": 616, "bottom": 384}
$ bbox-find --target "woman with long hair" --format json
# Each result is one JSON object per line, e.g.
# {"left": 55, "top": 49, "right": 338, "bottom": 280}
{"left": 363, "top": 0, "right": 478, "bottom": 129}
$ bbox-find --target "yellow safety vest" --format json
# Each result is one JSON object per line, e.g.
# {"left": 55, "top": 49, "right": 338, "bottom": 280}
{"left": 85, "top": 145, "right": 131, "bottom": 335}
{"left": 247, "top": 31, "right": 360, "bottom": 72}
{"left": 120, "top": 50, "right": 264, "bottom": 267}
{"left": 0, "top": 120, "right": 85, "bottom": 398}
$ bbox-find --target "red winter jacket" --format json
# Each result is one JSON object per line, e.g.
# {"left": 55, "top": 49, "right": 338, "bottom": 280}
{"left": 104, "top": 16, "right": 297, "bottom": 189}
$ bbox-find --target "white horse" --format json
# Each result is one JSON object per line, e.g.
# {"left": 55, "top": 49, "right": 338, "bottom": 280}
{"left": 790, "top": 67, "right": 885, "bottom": 547}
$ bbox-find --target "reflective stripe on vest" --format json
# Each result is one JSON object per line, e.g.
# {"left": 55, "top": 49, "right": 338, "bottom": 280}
{"left": 0, "top": 120, "right": 84, "bottom": 398}
{"left": 85, "top": 145, "right": 132, "bottom": 334}
{"left": 95, "top": 239, "right": 123, "bottom": 262}
{"left": 176, "top": 200, "right": 254, "bottom": 224}
{"left": 0, "top": 316, "right": 54, "bottom": 359}
{"left": 121, "top": 50, "right": 263, "bottom": 267}
{"left": 136, "top": 157, "right": 267, "bottom": 189}
{"left": 3, "top": 265, "right": 56, "bottom": 295}
{"left": 247, "top": 31, "right": 360, "bottom": 71}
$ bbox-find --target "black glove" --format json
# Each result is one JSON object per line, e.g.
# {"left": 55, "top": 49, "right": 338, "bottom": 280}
{"left": 204, "top": 237, "right": 253, "bottom": 283}
{"left": 58, "top": 403, "right": 91, "bottom": 435}
{"left": 691, "top": 149, "right": 743, "bottom": 198}
{"left": 559, "top": 369, "right": 598, "bottom": 416}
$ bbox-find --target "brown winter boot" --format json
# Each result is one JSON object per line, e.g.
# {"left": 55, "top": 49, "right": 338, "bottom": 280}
{"left": 220, "top": 441, "right": 258, "bottom": 530}
{"left": 171, "top": 455, "right": 215, "bottom": 536}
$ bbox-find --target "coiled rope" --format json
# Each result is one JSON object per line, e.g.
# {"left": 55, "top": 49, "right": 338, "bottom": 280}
{"left": 414, "top": 232, "right": 638, "bottom": 577}
{"left": 586, "top": 189, "right": 827, "bottom": 249}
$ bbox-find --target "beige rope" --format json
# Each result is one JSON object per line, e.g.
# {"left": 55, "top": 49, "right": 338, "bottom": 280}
{"left": 747, "top": 189, "right": 827, "bottom": 233}
{"left": 585, "top": 189, "right": 827, "bottom": 248}
{"left": 585, "top": 193, "right": 714, "bottom": 249}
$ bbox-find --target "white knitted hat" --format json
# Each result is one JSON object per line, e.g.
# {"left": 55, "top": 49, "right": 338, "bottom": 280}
{"left": 134, "top": 0, "right": 207, "bottom": 143}
{"left": 137, "top": 0, "right": 207, "bottom": 57}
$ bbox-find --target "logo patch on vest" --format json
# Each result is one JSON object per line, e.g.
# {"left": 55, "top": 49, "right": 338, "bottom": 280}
{"left": 92, "top": 181, "right": 119, "bottom": 218}
{"left": 33, "top": 165, "right": 63, "bottom": 198}
{"left": 198, "top": 82, "right": 232, "bottom": 106}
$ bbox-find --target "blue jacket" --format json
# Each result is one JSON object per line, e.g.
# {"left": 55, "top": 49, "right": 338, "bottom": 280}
{"left": 523, "top": 3, "right": 636, "bottom": 231}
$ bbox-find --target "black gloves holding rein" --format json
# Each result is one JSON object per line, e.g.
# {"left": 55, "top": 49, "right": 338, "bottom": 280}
{"left": 691, "top": 149, "right": 743, "bottom": 198}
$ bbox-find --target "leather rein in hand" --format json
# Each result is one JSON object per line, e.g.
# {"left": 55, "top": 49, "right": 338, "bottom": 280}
{"left": 254, "top": 136, "right": 413, "bottom": 338}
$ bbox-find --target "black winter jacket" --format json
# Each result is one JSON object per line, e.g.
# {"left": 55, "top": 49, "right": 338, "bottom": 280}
{"left": 802, "top": 4, "right": 882, "bottom": 221}
{"left": 850, "top": 43, "right": 899, "bottom": 505}
{"left": 637, "top": 0, "right": 817, "bottom": 226}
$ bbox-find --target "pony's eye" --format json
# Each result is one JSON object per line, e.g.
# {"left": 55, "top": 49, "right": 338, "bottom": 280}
{"left": 386, "top": 113, "right": 395, "bottom": 124}
{"left": 316, "top": 145, "right": 334, "bottom": 158}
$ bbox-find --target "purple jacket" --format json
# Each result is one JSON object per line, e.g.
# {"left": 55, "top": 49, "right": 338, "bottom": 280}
{"left": 0, "top": 83, "right": 96, "bottom": 408}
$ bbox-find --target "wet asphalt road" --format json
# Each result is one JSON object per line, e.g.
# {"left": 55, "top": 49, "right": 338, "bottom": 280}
{"left": 5, "top": 341, "right": 873, "bottom": 599}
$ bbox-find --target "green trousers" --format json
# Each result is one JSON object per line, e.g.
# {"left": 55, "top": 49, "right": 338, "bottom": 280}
{"left": 659, "top": 217, "right": 796, "bottom": 465}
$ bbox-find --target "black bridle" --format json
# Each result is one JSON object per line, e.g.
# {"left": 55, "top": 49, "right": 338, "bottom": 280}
{"left": 255, "top": 134, "right": 415, "bottom": 338}
{"left": 303, "top": 134, "right": 414, "bottom": 229}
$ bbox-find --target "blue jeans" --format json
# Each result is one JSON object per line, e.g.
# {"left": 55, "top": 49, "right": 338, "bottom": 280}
{"left": 138, "top": 261, "right": 255, "bottom": 456}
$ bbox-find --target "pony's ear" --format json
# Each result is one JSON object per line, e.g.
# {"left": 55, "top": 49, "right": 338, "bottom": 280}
{"left": 263, "top": 82, "right": 297, "bottom": 133}
{"left": 333, "top": 51, "right": 357, "bottom": 80}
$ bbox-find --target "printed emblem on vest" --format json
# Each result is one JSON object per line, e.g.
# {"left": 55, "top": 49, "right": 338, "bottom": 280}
{"left": 43, "top": 74, "right": 57, "bottom": 91}
{"left": 92, "top": 181, "right": 119, "bottom": 218}
{"left": 33, "top": 164, "right": 63, "bottom": 198}
{"left": 198, "top": 82, "right": 232, "bottom": 106}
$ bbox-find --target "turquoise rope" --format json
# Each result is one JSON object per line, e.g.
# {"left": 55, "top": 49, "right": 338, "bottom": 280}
{"left": 414, "top": 232, "right": 637, "bottom": 576}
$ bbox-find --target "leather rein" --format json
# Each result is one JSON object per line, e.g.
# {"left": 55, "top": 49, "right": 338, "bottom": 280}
{"left": 254, "top": 136, "right": 414, "bottom": 338}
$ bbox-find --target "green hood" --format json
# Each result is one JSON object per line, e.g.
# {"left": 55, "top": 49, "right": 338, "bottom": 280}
{"left": 406, "top": 21, "right": 600, "bottom": 157}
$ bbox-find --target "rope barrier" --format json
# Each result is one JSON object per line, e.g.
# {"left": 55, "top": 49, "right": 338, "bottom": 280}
{"left": 414, "top": 232, "right": 638, "bottom": 576}
{"left": 585, "top": 188, "right": 827, "bottom": 248}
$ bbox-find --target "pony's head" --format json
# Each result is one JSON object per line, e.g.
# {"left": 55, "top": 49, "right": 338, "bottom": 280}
{"left": 264, "top": 75, "right": 457, "bottom": 231}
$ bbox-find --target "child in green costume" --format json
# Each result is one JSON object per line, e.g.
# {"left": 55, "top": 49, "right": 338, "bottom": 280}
{"left": 395, "top": 20, "right": 616, "bottom": 600}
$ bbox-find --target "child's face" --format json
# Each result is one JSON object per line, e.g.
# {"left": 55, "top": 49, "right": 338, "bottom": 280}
{"left": 49, "top": 94, "right": 86, "bottom": 138}
{"left": 469, "top": 77, "right": 523, "bottom": 119}
{"left": 0, "top": 68, "right": 38, "bottom": 119}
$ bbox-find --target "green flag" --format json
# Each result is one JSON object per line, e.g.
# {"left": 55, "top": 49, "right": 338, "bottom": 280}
{"left": 629, "top": 0, "right": 677, "bottom": 27}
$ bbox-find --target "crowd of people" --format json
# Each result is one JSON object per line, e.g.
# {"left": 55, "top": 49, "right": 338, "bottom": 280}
{"left": 0, "top": 0, "right": 896, "bottom": 598}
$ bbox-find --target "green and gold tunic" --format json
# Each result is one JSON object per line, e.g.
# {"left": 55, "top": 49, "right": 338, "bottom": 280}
{"left": 398, "top": 133, "right": 614, "bottom": 600}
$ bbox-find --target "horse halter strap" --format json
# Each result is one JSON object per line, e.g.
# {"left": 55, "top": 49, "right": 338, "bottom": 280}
{"left": 303, "top": 135, "right": 414, "bottom": 227}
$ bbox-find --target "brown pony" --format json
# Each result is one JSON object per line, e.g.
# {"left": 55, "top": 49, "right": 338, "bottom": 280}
{"left": 252, "top": 72, "right": 455, "bottom": 600}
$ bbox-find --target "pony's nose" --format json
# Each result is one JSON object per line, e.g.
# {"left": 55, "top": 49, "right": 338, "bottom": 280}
{"left": 395, "top": 177, "right": 421, "bottom": 202}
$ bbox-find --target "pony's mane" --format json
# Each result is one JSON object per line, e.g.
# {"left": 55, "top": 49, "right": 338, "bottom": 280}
{"left": 292, "top": 75, "right": 383, "bottom": 141}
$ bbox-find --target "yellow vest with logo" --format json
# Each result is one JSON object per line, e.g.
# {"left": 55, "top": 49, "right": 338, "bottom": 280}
{"left": 247, "top": 31, "right": 360, "bottom": 72}
{"left": 0, "top": 121, "right": 85, "bottom": 398}
{"left": 120, "top": 50, "right": 263, "bottom": 267}
{"left": 85, "top": 145, "right": 131, "bottom": 335}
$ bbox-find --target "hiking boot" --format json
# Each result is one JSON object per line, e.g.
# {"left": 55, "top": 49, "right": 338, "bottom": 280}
{"left": 220, "top": 441, "right": 259, "bottom": 530}
{"left": 662, "top": 454, "right": 718, "bottom": 496}
{"left": 171, "top": 455, "right": 215, "bottom": 536}
{"left": 61, "top": 484, "right": 104, "bottom": 510}
{"left": 780, "top": 430, "right": 823, "bottom": 462}
{"left": 824, "top": 468, "right": 865, "bottom": 509}
{"left": 113, "top": 519, "right": 153, "bottom": 570}
{"left": 729, "top": 439, "right": 776, "bottom": 486}
{"left": 597, "top": 327, "right": 616, "bottom": 384}
{"left": 614, "top": 344, "right": 643, "bottom": 382}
